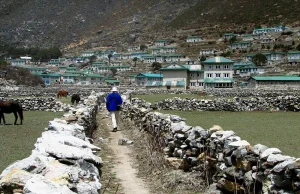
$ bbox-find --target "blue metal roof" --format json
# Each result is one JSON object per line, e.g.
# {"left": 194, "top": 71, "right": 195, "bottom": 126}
{"left": 203, "top": 56, "right": 233, "bottom": 63}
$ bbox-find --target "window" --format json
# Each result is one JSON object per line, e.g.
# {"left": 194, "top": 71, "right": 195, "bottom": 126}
{"left": 215, "top": 73, "right": 221, "bottom": 78}
{"left": 224, "top": 65, "right": 230, "bottom": 69}
{"left": 198, "top": 82, "right": 204, "bottom": 86}
{"left": 216, "top": 65, "right": 221, "bottom": 69}
{"left": 224, "top": 73, "right": 230, "bottom": 78}
{"left": 207, "top": 73, "right": 213, "bottom": 78}
{"left": 190, "top": 82, "right": 195, "bottom": 86}
{"left": 190, "top": 73, "right": 193, "bottom": 77}
{"left": 209, "top": 65, "right": 212, "bottom": 70}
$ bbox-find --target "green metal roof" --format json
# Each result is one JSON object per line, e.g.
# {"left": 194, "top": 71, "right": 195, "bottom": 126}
{"left": 86, "top": 74, "right": 104, "bottom": 78}
{"left": 202, "top": 56, "right": 233, "bottom": 63}
{"left": 135, "top": 73, "right": 163, "bottom": 78}
{"left": 204, "top": 78, "right": 234, "bottom": 83}
{"left": 62, "top": 74, "right": 81, "bottom": 77}
{"left": 160, "top": 64, "right": 188, "bottom": 71}
{"left": 156, "top": 39, "right": 167, "bottom": 42}
{"left": 288, "top": 51, "right": 300, "bottom": 54}
{"left": 251, "top": 76, "right": 300, "bottom": 81}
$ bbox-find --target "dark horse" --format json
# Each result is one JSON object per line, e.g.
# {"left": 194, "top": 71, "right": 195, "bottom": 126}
{"left": 57, "top": 90, "right": 68, "bottom": 98}
{"left": 71, "top": 94, "right": 80, "bottom": 105}
{"left": 0, "top": 100, "right": 24, "bottom": 125}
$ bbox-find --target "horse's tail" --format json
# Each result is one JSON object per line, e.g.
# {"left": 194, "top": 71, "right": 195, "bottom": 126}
{"left": 18, "top": 103, "right": 24, "bottom": 122}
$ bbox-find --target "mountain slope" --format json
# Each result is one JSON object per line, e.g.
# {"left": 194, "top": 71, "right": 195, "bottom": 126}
{"left": 0, "top": 0, "right": 299, "bottom": 51}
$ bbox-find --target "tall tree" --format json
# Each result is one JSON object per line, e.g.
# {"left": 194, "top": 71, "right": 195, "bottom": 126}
{"left": 108, "top": 54, "right": 112, "bottom": 65}
{"left": 140, "top": 44, "right": 147, "bottom": 51}
{"left": 151, "top": 62, "right": 162, "bottom": 73}
{"left": 252, "top": 53, "right": 267, "bottom": 66}
{"left": 200, "top": 55, "right": 206, "bottom": 62}
{"left": 132, "top": 57, "right": 138, "bottom": 66}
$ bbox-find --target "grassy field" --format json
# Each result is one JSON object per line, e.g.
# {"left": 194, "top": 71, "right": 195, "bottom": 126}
{"left": 159, "top": 110, "right": 300, "bottom": 157}
{"left": 0, "top": 111, "right": 64, "bottom": 172}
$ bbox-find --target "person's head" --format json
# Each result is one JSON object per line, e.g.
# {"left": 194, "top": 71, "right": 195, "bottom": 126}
{"left": 111, "top": 87, "right": 118, "bottom": 93}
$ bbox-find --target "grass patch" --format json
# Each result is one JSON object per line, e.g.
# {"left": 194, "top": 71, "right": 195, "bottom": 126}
{"left": 0, "top": 111, "right": 64, "bottom": 172}
{"left": 159, "top": 110, "right": 300, "bottom": 158}
{"left": 56, "top": 96, "right": 72, "bottom": 105}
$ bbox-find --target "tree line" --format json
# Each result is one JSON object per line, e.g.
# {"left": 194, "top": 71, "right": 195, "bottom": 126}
{"left": 0, "top": 46, "right": 62, "bottom": 62}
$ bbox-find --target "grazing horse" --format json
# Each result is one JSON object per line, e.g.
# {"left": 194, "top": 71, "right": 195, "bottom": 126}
{"left": 71, "top": 94, "right": 80, "bottom": 105}
{"left": 0, "top": 100, "right": 24, "bottom": 125}
{"left": 57, "top": 90, "right": 68, "bottom": 98}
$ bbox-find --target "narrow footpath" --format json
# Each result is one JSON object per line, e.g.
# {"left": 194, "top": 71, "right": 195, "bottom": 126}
{"left": 97, "top": 110, "right": 150, "bottom": 194}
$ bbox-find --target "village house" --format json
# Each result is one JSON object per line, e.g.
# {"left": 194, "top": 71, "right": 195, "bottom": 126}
{"left": 92, "top": 65, "right": 131, "bottom": 73}
{"left": 24, "top": 66, "right": 48, "bottom": 74}
{"left": 247, "top": 76, "right": 300, "bottom": 89}
{"left": 287, "top": 51, "right": 300, "bottom": 64}
{"left": 186, "top": 36, "right": 203, "bottom": 42}
{"left": 159, "top": 63, "right": 204, "bottom": 89}
{"left": 35, "top": 72, "right": 61, "bottom": 86}
{"left": 223, "top": 33, "right": 237, "bottom": 41}
{"left": 151, "top": 46, "right": 177, "bottom": 54}
{"left": 105, "top": 79, "right": 120, "bottom": 86}
{"left": 260, "top": 37, "right": 275, "bottom": 44}
{"left": 242, "top": 34, "right": 254, "bottom": 41}
{"left": 230, "top": 41, "right": 252, "bottom": 50}
{"left": 135, "top": 73, "right": 163, "bottom": 86}
{"left": 233, "top": 61, "right": 264, "bottom": 77}
{"left": 127, "top": 46, "right": 140, "bottom": 52}
{"left": 200, "top": 48, "right": 217, "bottom": 56}
{"left": 154, "top": 39, "right": 168, "bottom": 47}
{"left": 253, "top": 27, "right": 276, "bottom": 35}
{"left": 82, "top": 50, "right": 96, "bottom": 57}
{"left": 11, "top": 59, "right": 27, "bottom": 66}
{"left": 130, "top": 52, "right": 148, "bottom": 59}
{"left": 160, "top": 63, "right": 189, "bottom": 89}
{"left": 201, "top": 56, "right": 235, "bottom": 88}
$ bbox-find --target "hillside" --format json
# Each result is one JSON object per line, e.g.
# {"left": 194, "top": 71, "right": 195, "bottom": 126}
{"left": 0, "top": 0, "right": 300, "bottom": 51}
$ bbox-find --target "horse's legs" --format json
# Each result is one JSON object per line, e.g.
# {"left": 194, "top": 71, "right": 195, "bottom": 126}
{"left": 13, "top": 111, "right": 18, "bottom": 125}
{"left": 0, "top": 113, "right": 5, "bottom": 125}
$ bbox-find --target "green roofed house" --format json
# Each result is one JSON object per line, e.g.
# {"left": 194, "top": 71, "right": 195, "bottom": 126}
{"left": 160, "top": 63, "right": 203, "bottom": 89}
{"left": 223, "top": 33, "right": 237, "bottom": 40}
{"left": 248, "top": 76, "right": 300, "bottom": 89}
{"left": 230, "top": 41, "right": 252, "bottom": 50}
{"left": 186, "top": 35, "right": 203, "bottom": 43}
{"left": 287, "top": 51, "right": 300, "bottom": 64}
{"left": 135, "top": 73, "right": 163, "bottom": 86}
{"left": 105, "top": 79, "right": 120, "bottom": 86}
{"left": 155, "top": 39, "right": 168, "bottom": 47}
{"left": 202, "top": 56, "right": 235, "bottom": 88}
{"left": 35, "top": 72, "right": 62, "bottom": 86}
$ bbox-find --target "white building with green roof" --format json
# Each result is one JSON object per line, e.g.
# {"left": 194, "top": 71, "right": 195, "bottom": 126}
{"left": 230, "top": 41, "right": 252, "bottom": 50}
{"left": 186, "top": 36, "right": 203, "bottom": 43}
{"left": 155, "top": 39, "right": 168, "bottom": 47}
{"left": 248, "top": 76, "right": 300, "bottom": 89}
{"left": 202, "top": 56, "right": 235, "bottom": 88}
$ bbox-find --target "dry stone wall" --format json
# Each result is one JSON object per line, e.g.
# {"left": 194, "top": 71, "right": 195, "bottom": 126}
{"left": 0, "top": 91, "right": 106, "bottom": 194}
{"left": 153, "top": 96, "right": 300, "bottom": 112}
{"left": 121, "top": 98, "right": 300, "bottom": 194}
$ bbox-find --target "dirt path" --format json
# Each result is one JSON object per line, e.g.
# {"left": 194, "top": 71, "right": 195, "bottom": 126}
{"left": 100, "top": 111, "right": 150, "bottom": 194}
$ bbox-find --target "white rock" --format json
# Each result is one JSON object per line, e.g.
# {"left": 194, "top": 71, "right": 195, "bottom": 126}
{"left": 229, "top": 140, "right": 250, "bottom": 148}
{"left": 267, "top": 154, "right": 293, "bottom": 164}
{"left": 261, "top": 148, "right": 282, "bottom": 159}
{"left": 23, "top": 175, "right": 75, "bottom": 194}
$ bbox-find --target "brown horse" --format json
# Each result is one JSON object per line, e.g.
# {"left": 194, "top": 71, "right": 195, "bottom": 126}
{"left": 71, "top": 94, "right": 80, "bottom": 105}
{"left": 57, "top": 90, "right": 68, "bottom": 98}
{"left": 0, "top": 100, "right": 24, "bottom": 125}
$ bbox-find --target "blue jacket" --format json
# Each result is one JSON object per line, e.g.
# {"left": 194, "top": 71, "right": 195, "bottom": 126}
{"left": 106, "top": 92, "right": 123, "bottom": 111}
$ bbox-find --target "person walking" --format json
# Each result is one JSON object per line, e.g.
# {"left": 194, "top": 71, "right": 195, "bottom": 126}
{"left": 106, "top": 87, "right": 123, "bottom": 132}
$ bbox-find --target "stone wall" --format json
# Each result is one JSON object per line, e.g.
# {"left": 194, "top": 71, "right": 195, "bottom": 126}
{"left": 121, "top": 99, "right": 300, "bottom": 193}
{"left": 152, "top": 96, "right": 300, "bottom": 112}
{"left": 0, "top": 91, "right": 106, "bottom": 194}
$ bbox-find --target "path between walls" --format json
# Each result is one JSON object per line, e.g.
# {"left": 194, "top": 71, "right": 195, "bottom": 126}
{"left": 100, "top": 111, "right": 150, "bottom": 194}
